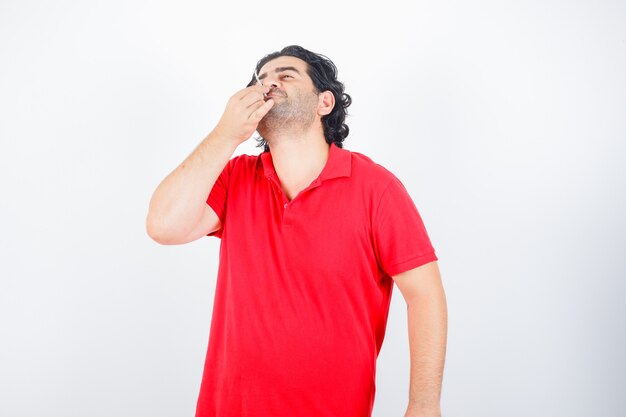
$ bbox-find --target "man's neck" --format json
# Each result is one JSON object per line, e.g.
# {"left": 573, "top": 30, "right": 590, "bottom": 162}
{"left": 266, "top": 131, "right": 331, "bottom": 187}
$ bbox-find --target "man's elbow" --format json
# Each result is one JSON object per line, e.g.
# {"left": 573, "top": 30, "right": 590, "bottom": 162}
{"left": 146, "top": 215, "right": 178, "bottom": 245}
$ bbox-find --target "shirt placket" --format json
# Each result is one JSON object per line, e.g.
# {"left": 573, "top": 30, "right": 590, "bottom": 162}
{"left": 266, "top": 174, "right": 322, "bottom": 228}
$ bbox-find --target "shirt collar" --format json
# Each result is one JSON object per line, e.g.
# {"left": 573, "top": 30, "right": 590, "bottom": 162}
{"left": 256, "top": 142, "right": 352, "bottom": 182}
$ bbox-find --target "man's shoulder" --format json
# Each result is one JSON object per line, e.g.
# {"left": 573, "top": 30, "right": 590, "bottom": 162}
{"left": 226, "top": 152, "right": 262, "bottom": 172}
{"left": 347, "top": 148, "right": 399, "bottom": 189}
{"left": 229, "top": 152, "right": 260, "bottom": 163}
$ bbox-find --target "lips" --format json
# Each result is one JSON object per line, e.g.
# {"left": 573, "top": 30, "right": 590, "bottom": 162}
{"left": 265, "top": 91, "right": 286, "bottom": 100}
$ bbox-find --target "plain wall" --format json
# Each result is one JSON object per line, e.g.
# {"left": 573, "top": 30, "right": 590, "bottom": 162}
{"left": 1, "top": 1, "right": 625, "bottom": 416}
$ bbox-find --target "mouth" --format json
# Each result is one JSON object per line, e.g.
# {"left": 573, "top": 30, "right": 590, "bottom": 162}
{"left": 265, "top": 91, "right": 286, "bottom": 100}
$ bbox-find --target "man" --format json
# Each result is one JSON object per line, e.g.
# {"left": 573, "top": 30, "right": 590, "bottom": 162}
{"left": 146, "top": 45, "right": 447, "bottom": 417}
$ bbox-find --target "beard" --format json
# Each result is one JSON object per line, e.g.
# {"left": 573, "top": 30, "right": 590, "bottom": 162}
{"left": 257, "top": 88, "right": 318, "bottom": 139}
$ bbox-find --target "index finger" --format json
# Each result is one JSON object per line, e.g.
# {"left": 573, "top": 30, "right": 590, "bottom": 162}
{"left": 233, "top": 84, "right": 270, "bottom": 101}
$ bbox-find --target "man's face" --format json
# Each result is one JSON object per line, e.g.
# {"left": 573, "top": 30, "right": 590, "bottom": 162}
{"left": 256, "top": 56, "right": 320, "bottom": 136}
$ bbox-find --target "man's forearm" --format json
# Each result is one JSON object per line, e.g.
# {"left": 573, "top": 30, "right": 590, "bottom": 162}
{"left": 146, "top": 130, "right": 238, "bottom": 242}
{"left": 405, "top": 290, "right": 448, "bottom": 415}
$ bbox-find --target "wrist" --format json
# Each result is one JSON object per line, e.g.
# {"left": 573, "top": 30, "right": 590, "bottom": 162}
{"left": 207, "top": 128, "right": 240, "bottom": 148}
{"left": 404, "top": 405, "right": 441, "bottom": 417}
{"left": 404, "top": 411, "right": 441, "bottom": 417}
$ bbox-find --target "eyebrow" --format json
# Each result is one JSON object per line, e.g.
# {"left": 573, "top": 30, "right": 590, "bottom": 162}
{"left": 258, "top": 66, "right": 301, "bottom": 80}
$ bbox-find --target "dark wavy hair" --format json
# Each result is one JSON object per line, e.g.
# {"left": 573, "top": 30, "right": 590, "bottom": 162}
{"left": 246, "top": 45, "right": 352, "bottom": 151}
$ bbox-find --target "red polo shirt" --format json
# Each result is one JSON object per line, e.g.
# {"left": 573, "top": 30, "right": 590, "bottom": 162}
{"left": 196, "top": 142, "right": 437, "bottom": 417}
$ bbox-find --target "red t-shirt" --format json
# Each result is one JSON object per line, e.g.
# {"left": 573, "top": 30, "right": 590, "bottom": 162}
{"left": 196, "top": 142, "right": 437, "bottom": 417}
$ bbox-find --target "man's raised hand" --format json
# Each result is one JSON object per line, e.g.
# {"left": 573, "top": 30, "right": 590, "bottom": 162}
{"left": 212, "top": 84, "right": 274, "bottom": 145}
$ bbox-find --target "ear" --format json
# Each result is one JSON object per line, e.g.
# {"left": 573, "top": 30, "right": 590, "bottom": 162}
{"left": 317, "top": 91, "right": 335, "bottom": 116}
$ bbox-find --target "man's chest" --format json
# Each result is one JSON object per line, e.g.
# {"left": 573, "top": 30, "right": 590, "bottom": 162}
{"left": 223, "top": 177, "right": 380, "bottom": 277}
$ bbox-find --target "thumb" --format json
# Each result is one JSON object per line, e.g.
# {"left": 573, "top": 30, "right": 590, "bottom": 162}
{"left": 251, "top": 98, "right": 274, "bottom": 122}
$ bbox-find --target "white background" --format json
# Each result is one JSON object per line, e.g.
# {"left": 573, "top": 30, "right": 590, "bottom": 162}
{"left": 1, "top": 1, "right": 625, "bottom": 416}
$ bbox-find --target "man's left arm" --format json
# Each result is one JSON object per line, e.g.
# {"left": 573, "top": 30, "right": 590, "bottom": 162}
{"left": 393, "top": 260, "right": 448, "bottom": 417}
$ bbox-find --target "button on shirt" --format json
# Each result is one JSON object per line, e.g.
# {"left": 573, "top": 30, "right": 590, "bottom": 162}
{"left": 196, "top": 142, "right": 438, "bottom": 417}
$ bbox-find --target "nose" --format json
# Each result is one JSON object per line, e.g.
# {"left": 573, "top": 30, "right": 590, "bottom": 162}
{"left": 262, "top": 74, "right": 281, "bottom": 89}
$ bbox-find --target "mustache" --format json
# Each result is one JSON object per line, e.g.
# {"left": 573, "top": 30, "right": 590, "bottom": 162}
{"left": 267, "top": 88, "right": 286, "bottom": 97}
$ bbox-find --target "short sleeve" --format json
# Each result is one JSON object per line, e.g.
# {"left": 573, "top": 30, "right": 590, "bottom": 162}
{"left": 206, "top": 155, "right": 240, "bottom": 239}
{"left": 372, "top": 175, "right": 438, "bottom": 277}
